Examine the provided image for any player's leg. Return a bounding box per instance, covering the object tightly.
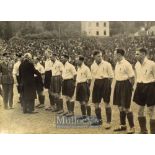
[148,105,155,134]
[91,79,102,126]
[36,90,45,108]
[125,108,135,134]
[77,101,87,120]
[114,106,127,131]
[102,78,112,129]
[104,102,112,129]
[138,105,148,134]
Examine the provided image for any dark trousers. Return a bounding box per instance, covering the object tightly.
[2,84,13,108]
[23,99,35,113]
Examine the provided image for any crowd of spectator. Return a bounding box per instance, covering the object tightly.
[1,35,155,67]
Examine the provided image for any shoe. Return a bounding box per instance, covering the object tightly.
[127,127,135,134]
[27,110,38,114]
[77,116,87,120]
[83,117,91,123]
[4,106,9,110]
[91,120,102,126]
[114,125,127,132]
[105,123,111,129]
[61,112,69,116]
[66,112,74,117]
[38,104,44,108]
[57,109,64,114]
[51,108,59,112]
[45,106,53,111]
[36,104,44,108]
[139,131,148,134]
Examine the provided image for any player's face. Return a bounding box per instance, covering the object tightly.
[45,52,50,59]
[60,56,66,64]
[77,59,82,66]
[50,55,55,62]
[114,52,121,62]
[135,51,144,61]
[95,53,102,64]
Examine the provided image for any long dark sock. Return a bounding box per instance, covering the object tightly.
[127,112,134,128]
[105,107,112,123]
[39,95,45,105]
[95,107,102,120]
[150,119,155,134]
[70,101,75,113]
[86,105,91,116]
[138,116,148,133]
[49,95,54,106]
[55,97,60,110]
[59,98,63,110]
[120,111,126,126]
[66,101,70,112]
[81,104,86,116]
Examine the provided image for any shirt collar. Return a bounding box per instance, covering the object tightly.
[118,57,125,64]
[95,60,104,66]
[53,59,58,64]
[36,62,40,66]
[65,61,69,66]
[79,63,85,69]
[143,57,148,65]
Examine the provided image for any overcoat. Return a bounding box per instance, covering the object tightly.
[19,59,40,100]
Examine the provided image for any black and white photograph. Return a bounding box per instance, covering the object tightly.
[0,0,155,155]
[0,21,155,134]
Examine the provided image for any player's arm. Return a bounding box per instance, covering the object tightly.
[152,63,155,79]
[0,64,2,85]
[71,65,77,82]
[126,64,135,87]
[86,67,92,87]
[107,63,114,84]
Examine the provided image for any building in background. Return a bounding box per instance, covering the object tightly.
[81,21,109,37]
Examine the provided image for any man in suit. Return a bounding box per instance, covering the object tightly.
[0,52,14,110]
[19,53,40,114]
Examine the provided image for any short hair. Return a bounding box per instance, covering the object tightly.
[24,53,32,59]
[101,49,105,55]
[52,53,57,57]
[16,53,22,58]
[93,50,101,57]
[138,48,147,54]
[116,49,125,56]
[78,55,85,61]
[62,53,69,59]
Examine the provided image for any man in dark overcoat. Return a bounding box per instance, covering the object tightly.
[19,53,40,114]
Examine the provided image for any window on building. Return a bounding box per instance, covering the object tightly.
[96,31,99,36]
[104,22,106,27]
[96,22,99,27]
[104,30,106,36]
